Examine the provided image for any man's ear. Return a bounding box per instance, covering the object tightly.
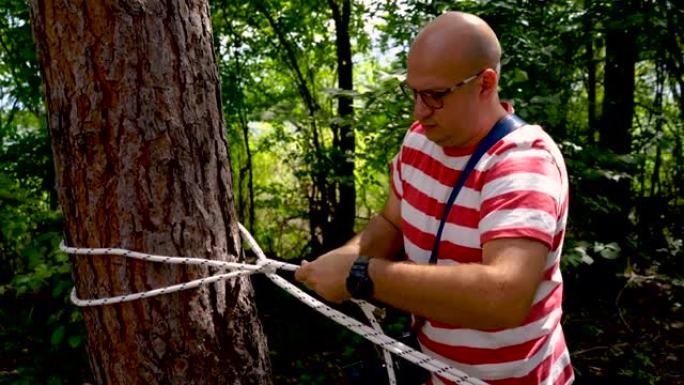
[480,68,498,96]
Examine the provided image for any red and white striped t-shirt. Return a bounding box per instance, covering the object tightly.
[390,118,574,385]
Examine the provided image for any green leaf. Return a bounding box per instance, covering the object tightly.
[50,325,65,346]
[67,335,83,348]
[512,68,528,83]
[573,245,594,265]
[51,280,71,299]
[595,242,621,260]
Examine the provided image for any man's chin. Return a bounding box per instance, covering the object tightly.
[422,124,439,139]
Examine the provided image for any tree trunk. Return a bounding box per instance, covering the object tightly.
[596,0,639,243]
[663,3,684,199]
[583,0,597,143]
[600,28,636,153]
[327,0,355,250]
[29,1,272,384]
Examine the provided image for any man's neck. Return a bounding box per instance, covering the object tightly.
[460,104,509,148]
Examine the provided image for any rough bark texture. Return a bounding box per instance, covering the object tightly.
[29,1,272,384]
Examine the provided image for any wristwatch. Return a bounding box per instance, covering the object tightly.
[346,255,374,299]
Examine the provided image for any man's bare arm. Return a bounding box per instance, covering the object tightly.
[358,188,403,259]
[368,237,547,328]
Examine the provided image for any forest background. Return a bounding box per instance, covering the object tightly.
[1,0,682,384]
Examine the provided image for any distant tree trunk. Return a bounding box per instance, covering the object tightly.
[596,0,639,242]
[649,62,665,198]
[663,4,684,199]
[241,119,256,233]
[253,1,356,254]
[29,1,272,384]
[600,26,636,153]
[327,0,356,250]
[583,0,597,143]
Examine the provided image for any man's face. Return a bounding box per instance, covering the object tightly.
[405,52,482,148]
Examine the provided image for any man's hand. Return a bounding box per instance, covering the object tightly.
[295,191,402,303]
[294,248,357,303]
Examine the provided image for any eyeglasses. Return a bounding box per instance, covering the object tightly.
[400,69,487,110]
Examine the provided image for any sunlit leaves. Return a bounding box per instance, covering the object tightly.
[0,0,42,112]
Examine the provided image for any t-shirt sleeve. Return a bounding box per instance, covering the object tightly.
[389,151,403,199]
[479,146,563,248]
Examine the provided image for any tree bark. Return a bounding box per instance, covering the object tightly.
[29,1,271,384]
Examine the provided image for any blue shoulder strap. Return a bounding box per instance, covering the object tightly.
[429,114,526,264]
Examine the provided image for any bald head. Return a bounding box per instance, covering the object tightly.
[406,12,507,149]
[410,12,501,79]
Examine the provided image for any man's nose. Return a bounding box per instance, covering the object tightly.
[413,95,433,120]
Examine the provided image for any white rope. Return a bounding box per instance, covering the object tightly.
[61,226,488,385]
[61,241,299,306]
[353,299,397,385]
[70,269,252,306]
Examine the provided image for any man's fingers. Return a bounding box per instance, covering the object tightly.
[294,260,310,282]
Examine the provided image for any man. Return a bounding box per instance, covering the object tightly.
[295,11,574,385]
